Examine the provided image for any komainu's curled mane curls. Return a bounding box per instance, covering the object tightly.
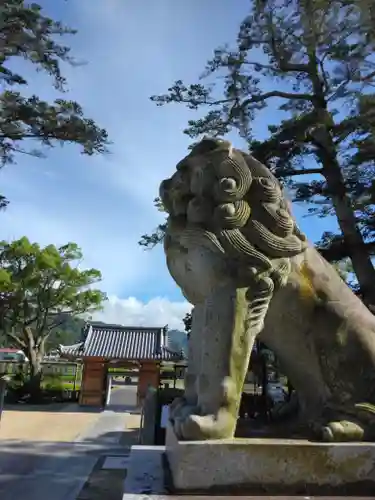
[160,137,375,442]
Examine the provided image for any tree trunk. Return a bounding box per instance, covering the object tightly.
[318,135,375,306]
[24,328,44,402]
[28,350,43,401]
[308,49,375,306]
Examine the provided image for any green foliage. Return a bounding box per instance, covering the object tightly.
[0,236,106,355]
[138,197,167,248]
[0,0,109,204]
[0,195,8,211]
[148,0,375,304]
[139,221,167,249]
[42,373,81,392]
[167,329,188,354]
[182,312,192,339]
[45,313,85,351]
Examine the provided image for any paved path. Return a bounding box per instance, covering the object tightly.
[0,387,140,500]
[106,384,138,412]
[77,387,139,446]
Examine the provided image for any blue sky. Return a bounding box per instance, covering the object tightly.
[1,0,337,329]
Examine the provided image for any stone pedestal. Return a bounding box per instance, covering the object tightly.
[165,421,375,495]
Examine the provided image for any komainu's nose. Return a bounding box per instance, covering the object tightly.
[160,178,172,192]
[159,178,172,207]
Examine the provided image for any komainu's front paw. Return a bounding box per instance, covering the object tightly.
[320,420,365,442]
[172,408,237,441]
[311,402,375,442]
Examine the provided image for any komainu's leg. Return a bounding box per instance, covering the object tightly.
[172,285,255,440]
[184,304,204,406]
[170,304,204,421]
[311,403,375,442]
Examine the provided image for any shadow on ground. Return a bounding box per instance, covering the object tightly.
[0,430,139,500]
[4,403,102,413]
[105,404,141,415]
[4,402,142,414]
[80,429,140,447]
[4,381,140,414]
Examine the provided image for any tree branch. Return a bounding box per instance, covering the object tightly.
[242,90,313,108]
[242,60,306,74]
[276,167,323,177]
[360,70,375,82]
[267,20,310,74]
[4,329,27,349]
[0,133,69,140]
[318,241,375,262]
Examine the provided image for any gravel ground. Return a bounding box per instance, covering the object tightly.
[0,404,101,442]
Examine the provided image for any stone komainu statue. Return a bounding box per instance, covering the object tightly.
[160,137,375,442]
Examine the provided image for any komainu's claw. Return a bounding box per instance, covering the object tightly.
[173,408,237,441]
[320,420,365,442]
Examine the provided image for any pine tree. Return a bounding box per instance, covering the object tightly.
[146,0,375,305]
[0,0,109,206]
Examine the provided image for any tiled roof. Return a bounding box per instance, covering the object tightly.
[58,342,84,357]
[59,322,184,361]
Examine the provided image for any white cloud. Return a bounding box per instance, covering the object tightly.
[91,295,191,330]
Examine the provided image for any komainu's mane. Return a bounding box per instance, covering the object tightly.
[161,137,308,332]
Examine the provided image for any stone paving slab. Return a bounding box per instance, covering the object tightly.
[102,455,130,469]
[77,453,130,500]
[123,445,166,497]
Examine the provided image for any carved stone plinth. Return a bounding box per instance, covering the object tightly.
[165,421,375,495]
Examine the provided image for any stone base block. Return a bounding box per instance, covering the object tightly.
[165,421,375,495]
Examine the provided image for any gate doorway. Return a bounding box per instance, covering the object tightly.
[105,363,139,409]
